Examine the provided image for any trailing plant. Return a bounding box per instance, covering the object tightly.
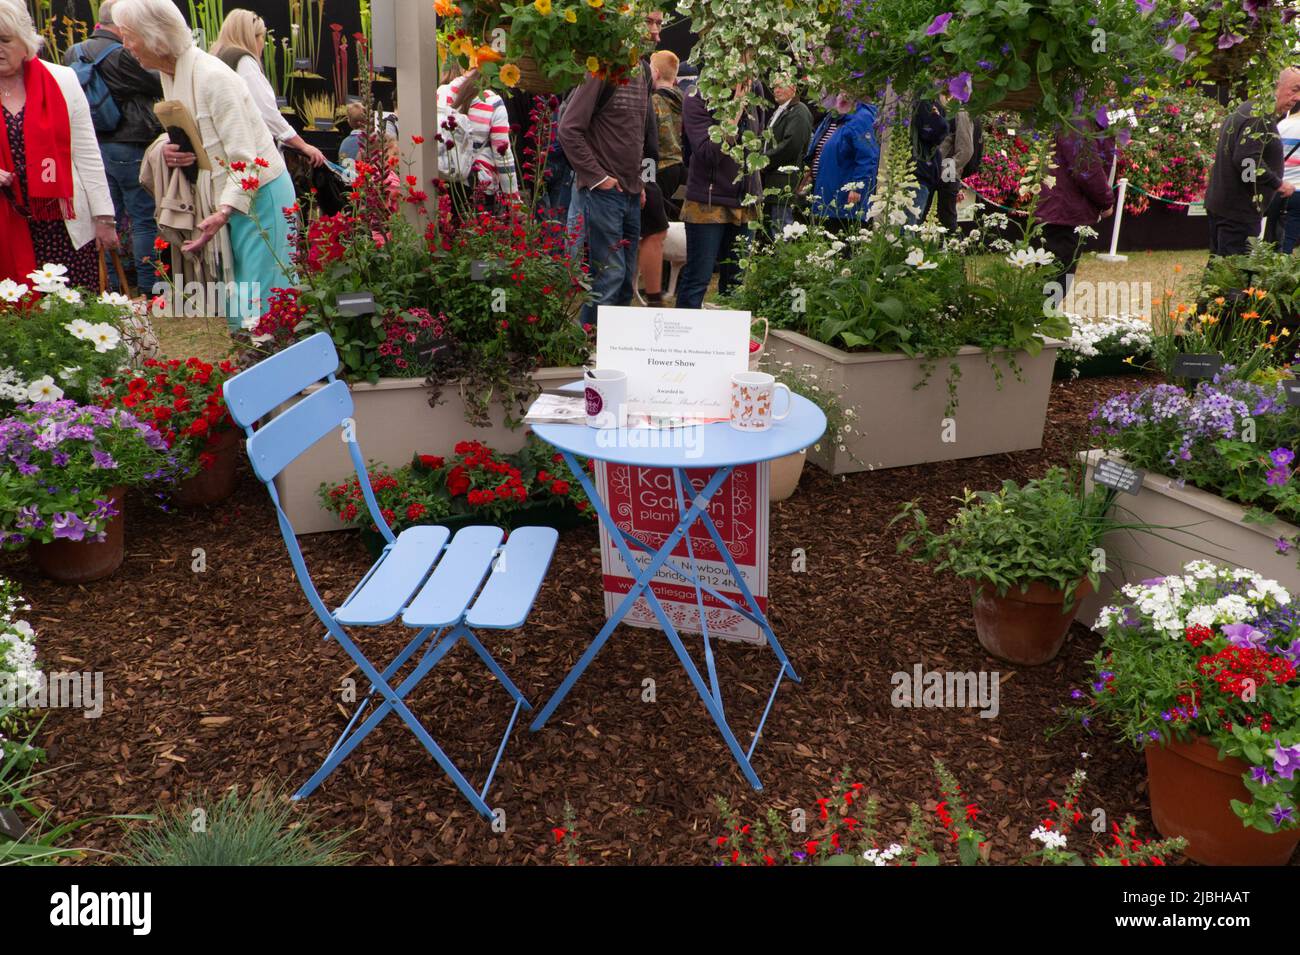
[0,401,181,548]
[121,784,358,865]
[1066,561,1300,835]
[0,579,41,770]
[831,0,1198,123]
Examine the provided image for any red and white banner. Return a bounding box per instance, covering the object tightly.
[595,461,769,644]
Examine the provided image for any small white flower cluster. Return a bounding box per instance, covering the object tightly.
[1029,826,1068,850]
[1062,313,1154,362]
[0,580,41,764]
[862,843,905,866]
[1095,560,1291,636]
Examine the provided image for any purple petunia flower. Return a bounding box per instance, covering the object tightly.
[1180,12,1199,30]
[1218,32,1245,49]
[50,512,89,542]
[1273,742,1300,781]
[1223,622,1268,650]
[1135,0,1154,14]
[926,12,953,35]
[91,449,117,470]
[1164,40,1187,62]
[1251,765,1273,786]
[948,71,972,103]
[1269,804,1295,827]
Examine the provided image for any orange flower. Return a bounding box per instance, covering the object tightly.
[1213,296,1226,305]
[434,0,461,16]
[1242,310,1260,320]
[474,44,503,65]
[500,62,521,87]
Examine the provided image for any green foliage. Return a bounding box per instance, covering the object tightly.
[122,785,358,866]
[892,467,1121,602]
[0,292,133,410]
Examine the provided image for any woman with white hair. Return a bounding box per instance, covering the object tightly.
[0,0,116,284]
[113,0,295,331]
[209,9,324,169]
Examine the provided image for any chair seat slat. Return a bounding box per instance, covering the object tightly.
[466,527,559,630]
[334,526,451,626]
[402,526,504,628]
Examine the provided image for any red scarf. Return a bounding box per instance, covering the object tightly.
[0,58,74,281]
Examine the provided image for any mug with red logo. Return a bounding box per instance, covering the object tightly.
[584,368,628,429]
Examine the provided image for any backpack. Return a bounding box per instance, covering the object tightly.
[961,115,984,179]
[70,40,122,134]
[436,102,475,183]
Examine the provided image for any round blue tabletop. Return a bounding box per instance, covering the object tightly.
[531,382,827,469]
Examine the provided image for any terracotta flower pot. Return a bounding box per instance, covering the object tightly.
[175,429,241,507]
[29,486,126,584]
[968,577,1092,666]
[1145,736,1300,866]
[769,450,806,503]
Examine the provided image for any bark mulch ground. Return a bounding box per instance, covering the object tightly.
[6,375,1171,865]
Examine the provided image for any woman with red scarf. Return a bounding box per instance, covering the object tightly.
[0,2,117,286]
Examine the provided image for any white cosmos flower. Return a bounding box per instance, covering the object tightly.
[26,375,64,402]
[27,263,69,291]
[781,221,809,240]
[98,291,133,306]
[0,279,27,302]
[1006,247,1055,269]
[88,323,121,353]
[906,248,937,270]
[57,365,81,382]
[65,318,93,339]
[55,286,82,305]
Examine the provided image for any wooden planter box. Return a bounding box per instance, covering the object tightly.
[1079,449,1300,626]
[765,329,1062,474]
[273,367,583,534]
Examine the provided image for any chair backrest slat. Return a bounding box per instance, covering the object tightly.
[223,332,340,428]
[245,380,354,482]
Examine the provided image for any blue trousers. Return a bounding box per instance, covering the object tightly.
[100,141,158,290]
[571,184,641,326]
[675,222,747,311]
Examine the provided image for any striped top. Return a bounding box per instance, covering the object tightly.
[439,77,519,195]
[1279,113,1300,188]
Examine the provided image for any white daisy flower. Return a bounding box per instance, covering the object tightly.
[65,318,93,339]
[27,263,70,291]
[88,323,122,354]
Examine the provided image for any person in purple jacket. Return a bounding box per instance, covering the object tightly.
[1036,117,1116,297]
[673,81,764,310]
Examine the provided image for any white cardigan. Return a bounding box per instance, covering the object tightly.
[159,47,286,216]
[36,60,115,251]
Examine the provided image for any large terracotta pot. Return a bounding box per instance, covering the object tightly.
[1145,736,1300,866]
[969,578,1092,666]
[174,429,241,506]
[29,486,126,584]
[769,450,806,502]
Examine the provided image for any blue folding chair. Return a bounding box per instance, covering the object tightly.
[222,332,557,819]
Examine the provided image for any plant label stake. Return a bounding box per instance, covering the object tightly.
[470,258,510,282]
[336,292,377,317]
[294,57,313,72]
[1285,380,1300,408]
[1171,353,1222,379]
[314,119,335,131]
[0,807,25,840]
[275,95,289,109]
[1094,457,1144,496]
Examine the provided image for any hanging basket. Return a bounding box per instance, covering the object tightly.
[514,56,558,95]
[976,44,1045,114]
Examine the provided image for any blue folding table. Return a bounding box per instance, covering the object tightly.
[530,386,826,790]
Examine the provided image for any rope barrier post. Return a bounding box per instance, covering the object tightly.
[1096,177,1129,263]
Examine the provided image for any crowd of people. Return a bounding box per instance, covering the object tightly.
[3,0,1300,336]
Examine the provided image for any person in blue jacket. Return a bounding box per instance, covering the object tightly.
[805,94,879,232]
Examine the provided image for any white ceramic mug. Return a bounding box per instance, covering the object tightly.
[584,368,627,429]
[730,371,791,432]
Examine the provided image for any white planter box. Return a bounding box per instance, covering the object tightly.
[273,367,583,534]
[1080,449,1300,626]
[765,329,1062,474]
